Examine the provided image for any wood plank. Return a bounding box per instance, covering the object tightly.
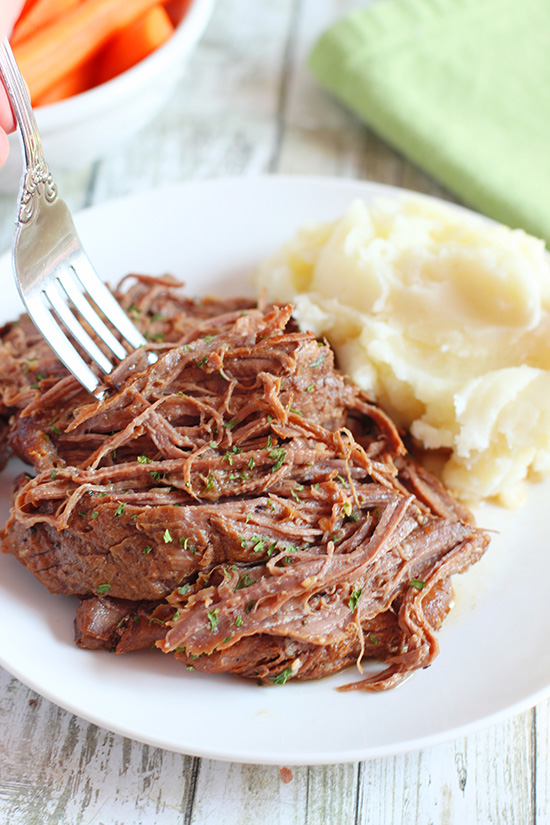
[191,760,362,825]
[90,0,295,204]
[0,670,202,824]
[535,696,550,822]
[354,714,534,824]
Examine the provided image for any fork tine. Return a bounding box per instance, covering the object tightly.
[26,295,103,396]
[44,280,115,375]
[71,254,150,351]
[58,269,129,361]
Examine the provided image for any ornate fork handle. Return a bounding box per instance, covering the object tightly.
[0,37,57,224]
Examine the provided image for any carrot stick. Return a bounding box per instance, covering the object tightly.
[163,0,192,26]
[17,0,41,18]
[12,0,169,101]
[11,0,82,46]
[33,59,94,106]
[98,5,174,85]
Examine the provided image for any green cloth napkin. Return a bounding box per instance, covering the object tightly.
[309,0,550,244]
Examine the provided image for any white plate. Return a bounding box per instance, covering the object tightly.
[0,176,549,765]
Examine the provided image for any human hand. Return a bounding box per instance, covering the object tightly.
[1,2,26,166]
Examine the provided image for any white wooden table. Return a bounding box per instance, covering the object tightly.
[0,2,546,822]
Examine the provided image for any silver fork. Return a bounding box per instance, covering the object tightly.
[0,38,156,398]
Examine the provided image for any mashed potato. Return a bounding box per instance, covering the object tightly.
[255,196,550,506]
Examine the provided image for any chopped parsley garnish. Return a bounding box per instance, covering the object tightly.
[163,529,173,543]
[114,503,125,517]
[205,473,215,491]
[236,572,254,590]
[207,609,219,631]
[172,610,181,622]
[197,356,208,368]
[128,304,142,318]
[306,384,314,393]
[97,584,111,594]
[177,584,190,596]
[50,469,57,479]
[410,578,426,590]
[223,418,237,430]
[137,455,152,464]
[348,588,363,611]
[310,355,325,369]
[269,447,286,472]
[235,616,244,627]
[143,545,153,554]
[270,667,293,686]
[90,511,99,520]
[145,331,164,342]
[369,634,380,645]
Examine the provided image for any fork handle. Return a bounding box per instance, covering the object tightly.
[0,37,57,222]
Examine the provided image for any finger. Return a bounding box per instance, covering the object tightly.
[1,2,26,41]
[0,87,16,133]
[0,129,9,167]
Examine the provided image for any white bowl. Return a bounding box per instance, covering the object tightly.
[0,0,214,191]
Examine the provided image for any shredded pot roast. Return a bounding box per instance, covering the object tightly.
[0,275,490,690]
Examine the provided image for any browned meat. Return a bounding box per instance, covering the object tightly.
[0,275,490,690]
